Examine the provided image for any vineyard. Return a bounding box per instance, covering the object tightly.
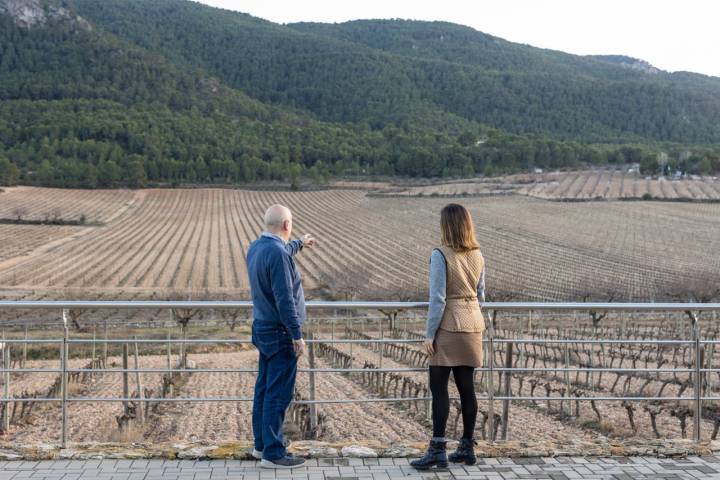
[0,186,718,303]
[0,187,140,224]
[520,170,720,201]
[373,169,720,202]
[0,225,78,264]
[0,183,717,446]
[0,312,718,445]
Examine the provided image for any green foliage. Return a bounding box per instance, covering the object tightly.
[127,155,147,188]
[97,160,121,187]
[0,0,718,188]
[287,163,302,191]
[0,155,20,185]
[640,154,660,176]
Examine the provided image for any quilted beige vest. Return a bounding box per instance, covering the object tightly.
[437,246,485,333]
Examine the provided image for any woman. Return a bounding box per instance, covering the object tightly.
[411,203,486,470]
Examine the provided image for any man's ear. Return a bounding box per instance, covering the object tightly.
[283,219,291,232]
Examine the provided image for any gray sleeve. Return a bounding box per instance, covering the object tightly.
[426,250,447,339]
[477,267,486,305]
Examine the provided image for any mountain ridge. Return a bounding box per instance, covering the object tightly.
[69,0,720,143]
[0,0,719,188]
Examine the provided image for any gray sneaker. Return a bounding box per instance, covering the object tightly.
[253,450,296,460]
[260,456,306,469]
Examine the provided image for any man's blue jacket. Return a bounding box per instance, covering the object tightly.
[246,233,305,340]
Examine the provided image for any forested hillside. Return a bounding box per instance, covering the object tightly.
[0,1,406,187]
[0,0,719,188]
[74,1,720,143]
[290,20,720,142]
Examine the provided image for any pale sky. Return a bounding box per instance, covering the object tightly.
[195,0,720,78]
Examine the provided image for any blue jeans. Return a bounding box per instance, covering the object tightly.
[251,326,298,461]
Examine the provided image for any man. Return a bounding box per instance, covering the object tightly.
[247,204,315,469]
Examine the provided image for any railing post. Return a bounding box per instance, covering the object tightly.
[379,317,384,370]
[61,309,69,448]
[588,338,595,390]
[307,334,318,434]
[331,312,335,347]
[564,340,571,417]
[347,318,353,366]
[122,344,130,418]
[487,310,496,443]
[690,311,702,443]
[91,327,96,379]
[2,331,9,433]
[166,332,172,371]
[23,325,28,369]
[133,336,144,422]
[500,340,513,440]
[103,319,108,367]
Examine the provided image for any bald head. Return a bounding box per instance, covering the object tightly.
[264,204,293,239]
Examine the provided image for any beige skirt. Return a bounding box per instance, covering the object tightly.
[429,328,485,367]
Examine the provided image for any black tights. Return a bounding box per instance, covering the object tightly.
[429,366,477,440]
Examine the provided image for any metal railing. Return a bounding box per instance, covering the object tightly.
[0,301,719,448]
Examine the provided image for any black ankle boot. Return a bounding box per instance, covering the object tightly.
[448,437,477,465]
[410,440,447,470]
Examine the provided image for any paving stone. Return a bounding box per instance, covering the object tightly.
[5,457,720,479]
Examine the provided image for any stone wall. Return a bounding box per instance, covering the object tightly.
[1,439,719,461]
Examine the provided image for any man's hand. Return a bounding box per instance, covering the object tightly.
[293,338,306,357]
[423,338,435,356]
[301,234,316,248]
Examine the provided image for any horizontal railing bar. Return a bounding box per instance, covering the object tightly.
[3,367,713,375]
[485,367,698,373]
[0,398,62,403]
[0,338,699,345]
[492,339,695,344]
[62,338,422,345]
[69,339,252,344]
[0,368,63,373]
[1,366,709,374]
[59,367,429,374]
[0,300,718,311]
[45,367,702,374]
[487,396,703,401]
[0,339,64,344]
[485,396,705,401]
[0,396,710,403]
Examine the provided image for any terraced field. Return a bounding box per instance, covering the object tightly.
[373,170,720,201]
[519,170,720,201]
[0,186,718,302]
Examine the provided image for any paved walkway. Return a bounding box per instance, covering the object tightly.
[2,456,720,479]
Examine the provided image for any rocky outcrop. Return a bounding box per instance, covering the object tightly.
[0,0,91,30]
[0,439,719,460]
[590,55,662,74]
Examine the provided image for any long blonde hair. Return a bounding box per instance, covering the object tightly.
[440,203,480,253]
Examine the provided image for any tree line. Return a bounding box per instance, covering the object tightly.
[2,117,718,188]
